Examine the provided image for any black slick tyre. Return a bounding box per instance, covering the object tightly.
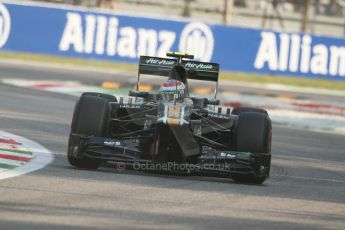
[67,93,116,169]
[233,112,272,184]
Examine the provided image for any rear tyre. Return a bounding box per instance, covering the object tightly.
[233,112,272,184]
[67,93,117,169]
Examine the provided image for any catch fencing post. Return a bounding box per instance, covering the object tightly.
[223,0,234,24]
[301,0,312,33]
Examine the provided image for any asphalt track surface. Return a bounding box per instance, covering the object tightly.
[0,62,344,230]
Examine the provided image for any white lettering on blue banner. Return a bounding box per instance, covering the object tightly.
[0,3,10,48]
[59,13,214,62]
[254,32,345,77]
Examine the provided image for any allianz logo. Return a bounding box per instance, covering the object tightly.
[59,13,214,62]
[255,32,345,77]
[0,3,11,48]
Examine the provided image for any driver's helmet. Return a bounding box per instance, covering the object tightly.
[159,79,186,102]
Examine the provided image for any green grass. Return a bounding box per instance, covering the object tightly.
[1,51,345,91]
[220,72,345,91]
[0,52,137,72]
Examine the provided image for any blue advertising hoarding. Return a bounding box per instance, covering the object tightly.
[0,1,344,81]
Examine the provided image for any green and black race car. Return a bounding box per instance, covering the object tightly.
[67,52,272,184]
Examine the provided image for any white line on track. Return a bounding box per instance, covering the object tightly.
[281,175,345,184]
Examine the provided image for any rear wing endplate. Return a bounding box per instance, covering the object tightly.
[138,56,219,82]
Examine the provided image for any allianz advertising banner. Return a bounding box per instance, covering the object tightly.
[0,1,345,81]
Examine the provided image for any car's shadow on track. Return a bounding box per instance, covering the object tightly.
[62,163,265,186]
[50,153,345,205]
[104,165,269,186]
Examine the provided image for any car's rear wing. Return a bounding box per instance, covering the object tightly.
[138,56,219,82]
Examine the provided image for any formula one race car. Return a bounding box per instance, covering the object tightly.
[67,52,272,184]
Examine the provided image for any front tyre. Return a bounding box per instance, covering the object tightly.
[67,93,116,169]
[233,112,272,184]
